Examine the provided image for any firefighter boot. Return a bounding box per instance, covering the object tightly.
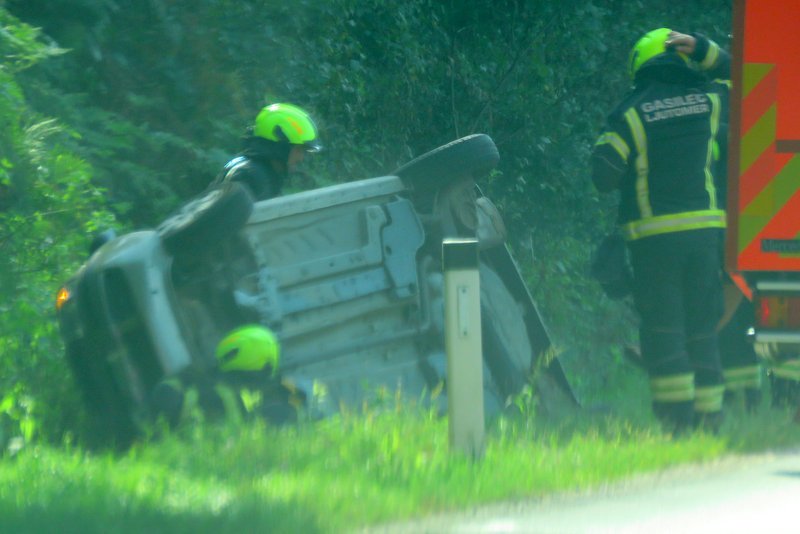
[770,375,800,409]
[723,387,762,413]
[745,388,762,413]
[694,411,723,434]
[653,401,694,436]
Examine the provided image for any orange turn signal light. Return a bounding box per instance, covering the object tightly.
[56,287,70,311]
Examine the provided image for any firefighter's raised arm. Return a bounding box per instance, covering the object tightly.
[667,31,731,80]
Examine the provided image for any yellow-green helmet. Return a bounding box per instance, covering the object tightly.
[215,325,280,374]
[628,28,689,79]
[253,103,322,153]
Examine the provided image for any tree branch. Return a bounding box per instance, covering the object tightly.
[469,11,561,133]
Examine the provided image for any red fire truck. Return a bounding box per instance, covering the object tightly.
[728,0,800,357]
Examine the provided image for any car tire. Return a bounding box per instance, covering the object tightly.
[393,134,500,194]
[480,262,531,403]
[158,182,254,257]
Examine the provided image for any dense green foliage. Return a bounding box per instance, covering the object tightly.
[0,9,115,445]
[0,1,732,443]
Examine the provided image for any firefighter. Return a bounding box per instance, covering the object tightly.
[149,324,304,428]
[211,103,322,201]
[713,105,763,412]
[770,358,800,415]
[717,286,762,411]
[592,29,730,433]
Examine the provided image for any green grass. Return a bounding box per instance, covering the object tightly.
[2,392,800,534]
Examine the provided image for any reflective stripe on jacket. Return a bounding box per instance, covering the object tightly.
[592,38,730,241]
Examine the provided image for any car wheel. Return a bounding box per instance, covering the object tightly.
[480,262,531,404]
[393,134,500,194]
[158,182,254,256]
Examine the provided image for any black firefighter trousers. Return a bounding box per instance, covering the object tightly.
[628,228,725,432]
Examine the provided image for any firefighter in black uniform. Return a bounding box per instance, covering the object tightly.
[713,109,763,412]
[211,103,322,201]
[718,288,762,411]
[149,325,305,428]
[592,29,730,433]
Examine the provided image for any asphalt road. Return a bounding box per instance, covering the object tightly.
[366,449,800,533]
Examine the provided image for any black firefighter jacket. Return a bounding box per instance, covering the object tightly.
[592,34,731,242]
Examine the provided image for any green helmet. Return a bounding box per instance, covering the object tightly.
[215,325,280,374]
[628,28,689,79]
[253,103,322,153]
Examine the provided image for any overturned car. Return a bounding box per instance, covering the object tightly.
[56,134,576,440]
